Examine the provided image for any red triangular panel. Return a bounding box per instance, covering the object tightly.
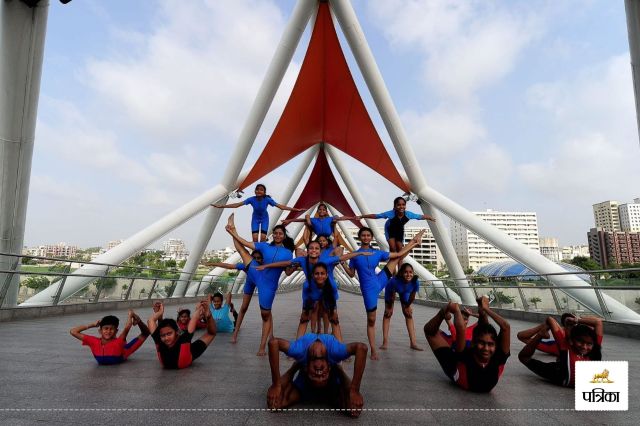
[284,149,361,228]
[238,2,408,191]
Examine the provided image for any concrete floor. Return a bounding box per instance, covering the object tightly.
[0,291,637,425]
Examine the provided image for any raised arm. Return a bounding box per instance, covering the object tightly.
[421,213,436,222]
[571,315,604,337]
[450,303,467,353]
[357,214,378,220]
[275,203,305,212]
[256,260,295,271]
[118,310,135,340]
[147,302,165,334]
[202,262,239,269]
[199,301,217,345]
[225,291,233,306]
[338,251,373,262]
[479,297,510,354]
[70,319,100,341]
[212,201,244,209]
[281,218,306,225]
[132,312,150,337]
[188,302,204,334]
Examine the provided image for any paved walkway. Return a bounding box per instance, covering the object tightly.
[0,292,637,425]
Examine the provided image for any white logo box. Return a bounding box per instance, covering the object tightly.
[575,361,628,411]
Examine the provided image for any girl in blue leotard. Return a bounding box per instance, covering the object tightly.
[257,240,371,339]
[225,213,295,356]
[213,183,304,242]
[380,263,424,352]
[342,227,425,360]
[358,197,435,254]
[283,203,355,240]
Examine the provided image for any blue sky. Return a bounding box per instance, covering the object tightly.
[25,0,640,250]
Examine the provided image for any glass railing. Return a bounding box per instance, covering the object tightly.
[3,251,640,323]
[0,252,299,307]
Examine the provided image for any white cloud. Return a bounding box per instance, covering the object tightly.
[520,54,640,200]
[462,143,513,193]
[369,0,543,101]
[402,106,486,163]
[84,0,288,143]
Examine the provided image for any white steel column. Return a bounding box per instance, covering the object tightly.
[0,0,49,307]
[625,0,640,145]
[330,0,473,305]
[175,145,319,297]
[23,0,317,306]
[173,2,318,296]
[325,145,459,302]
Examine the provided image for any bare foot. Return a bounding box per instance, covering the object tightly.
[379,343,388,350]
[410,344,424,351]
[230,335,238,344]
[370,351,379,360]
[257,349,267,356]
[538,328,550,339]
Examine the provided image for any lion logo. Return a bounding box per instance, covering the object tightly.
[590,369,614,383]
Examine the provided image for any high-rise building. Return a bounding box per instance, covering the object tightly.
[345,226,440,267]
[587,227,640,267]
[451,209,540,271]
[619,198,640,232]
[539,237,562,262]
[592,200,621,232]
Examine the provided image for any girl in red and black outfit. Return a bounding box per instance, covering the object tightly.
[147,301,217,369]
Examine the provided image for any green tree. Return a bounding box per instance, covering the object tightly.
[528,296,542,309]
[96,276,117,290]
[569,256,600,271]
[24,276,50,291]
[490,290,515,306]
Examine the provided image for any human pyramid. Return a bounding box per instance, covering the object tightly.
[70,184,604,417]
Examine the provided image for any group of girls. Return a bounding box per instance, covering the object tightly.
[212,184,434,359]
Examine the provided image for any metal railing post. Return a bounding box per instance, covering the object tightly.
[148,279,159,300]
[549,286,563,313]
[124,278,135,300]
[590,275,612,320]
[491,281,502,308]
[93,267,109,303]
[0,257,20,307]
[52,264,72,306]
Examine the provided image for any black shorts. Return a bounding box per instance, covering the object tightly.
[386,216,409,241]
[523,359,566,386]
[433,347,458,380]
[191,339,207,361]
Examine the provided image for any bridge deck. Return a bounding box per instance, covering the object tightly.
[0,292,637,425]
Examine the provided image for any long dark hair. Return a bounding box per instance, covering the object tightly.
[396,263,415,282]
[272,224,295,251]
